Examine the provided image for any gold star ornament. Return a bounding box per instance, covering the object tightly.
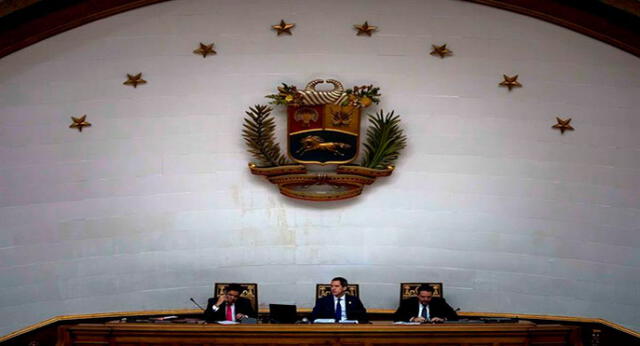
[193,42,216,58]
[499,74,522,91]
[552,117,574,134]
[69,115,91,132]
[354,21,377,36]
[430,44,452,58]
[123,73,147,88]
[272,20,295,35]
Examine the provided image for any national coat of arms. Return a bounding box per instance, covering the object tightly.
[242,79,406,201]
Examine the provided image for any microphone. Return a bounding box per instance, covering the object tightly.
[190,297,205,311]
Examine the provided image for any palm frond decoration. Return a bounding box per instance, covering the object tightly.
[360,110,407,169]
[242,105,289,167]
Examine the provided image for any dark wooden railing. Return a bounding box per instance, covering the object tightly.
[2,309,638,345]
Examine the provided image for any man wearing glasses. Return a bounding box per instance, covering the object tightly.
[204,283,255,322]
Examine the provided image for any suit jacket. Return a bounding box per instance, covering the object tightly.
[204,296,255,322]
[311,294,368,322]
[393,297,458,321]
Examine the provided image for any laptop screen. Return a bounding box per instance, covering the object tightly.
[269,304,297,324]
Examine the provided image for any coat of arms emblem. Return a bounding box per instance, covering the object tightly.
[243,79,406,201]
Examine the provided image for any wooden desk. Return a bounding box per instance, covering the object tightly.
[57,321,582,346]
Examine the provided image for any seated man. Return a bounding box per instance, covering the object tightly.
[311,277,368,323]
[204,283,255,322]
[393,284,458,323]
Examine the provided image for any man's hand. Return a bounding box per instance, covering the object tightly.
[215,295,226,307]
[430,317,445,323]
[236,313,246,320]
[410,317,427,323]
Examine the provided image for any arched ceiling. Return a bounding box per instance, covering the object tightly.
[0,0,639,59]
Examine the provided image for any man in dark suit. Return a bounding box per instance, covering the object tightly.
[393,284,458,323]
[204,283,255,322]
[311,277,368,323]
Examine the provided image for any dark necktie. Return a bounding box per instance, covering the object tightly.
[421,304,428,319]
[335,298,342,321]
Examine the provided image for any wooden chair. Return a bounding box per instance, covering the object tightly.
[316,283,359,299]
[399,282,443,303]
[214,283,258,312]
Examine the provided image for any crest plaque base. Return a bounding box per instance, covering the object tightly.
[249,164,393,201]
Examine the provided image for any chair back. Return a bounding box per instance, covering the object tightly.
[316,283,359,299]
[400,282,443,302]
[214,282,258,311]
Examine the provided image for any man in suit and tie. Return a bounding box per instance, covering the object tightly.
[311,277,368,323]
[393,284,458,323]
[204,283,255,322]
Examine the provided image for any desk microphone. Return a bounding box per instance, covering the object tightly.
[190,297,205,311]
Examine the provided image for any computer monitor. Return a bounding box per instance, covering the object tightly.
[269,304,297,324]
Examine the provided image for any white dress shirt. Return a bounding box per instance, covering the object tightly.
[334,295,347,321]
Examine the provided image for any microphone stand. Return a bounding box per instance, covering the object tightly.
[190,297,205,311]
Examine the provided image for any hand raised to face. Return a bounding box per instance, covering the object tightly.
[216,290,240,306]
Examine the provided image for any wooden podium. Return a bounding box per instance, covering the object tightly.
[57,321,582,346]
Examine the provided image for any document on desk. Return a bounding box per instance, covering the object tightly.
[313,319,337,324]
[393,321,422,325]
[150,315,178,321]
[216,321,240,325]
[313,319,359,324]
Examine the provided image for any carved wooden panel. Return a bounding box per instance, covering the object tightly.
[57,323,581,346]
[316,283,360,298]
[400,282,443,301]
